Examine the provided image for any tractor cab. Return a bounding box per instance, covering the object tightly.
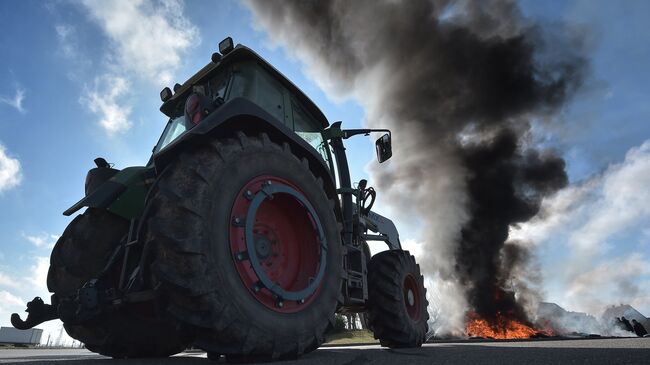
[154,38,331,166]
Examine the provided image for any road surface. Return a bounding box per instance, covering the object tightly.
[0,337,648,364]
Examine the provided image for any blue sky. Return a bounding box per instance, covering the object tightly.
[0,0,648,342]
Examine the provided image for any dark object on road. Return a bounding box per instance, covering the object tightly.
[620,317,635,333]
[530,332,551,339]
[631,319,648,337]
[11,37,428,360]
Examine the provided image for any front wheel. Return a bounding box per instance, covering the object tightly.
[367,250,429,347]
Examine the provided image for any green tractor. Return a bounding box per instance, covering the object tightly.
[12,37,429,360]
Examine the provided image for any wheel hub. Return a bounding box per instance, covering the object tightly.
[229,175,327,313]
[254,233,273,259]
[407,289,415,306]
[403,274,421,321]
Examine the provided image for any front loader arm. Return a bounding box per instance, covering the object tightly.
[359,209,402,250]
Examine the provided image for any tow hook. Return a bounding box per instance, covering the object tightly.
[10,296,59,330]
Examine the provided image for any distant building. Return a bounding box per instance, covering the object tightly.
[0,327,43,345]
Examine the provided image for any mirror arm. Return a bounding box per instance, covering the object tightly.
[341,129,391,140]
[322,122,391,141]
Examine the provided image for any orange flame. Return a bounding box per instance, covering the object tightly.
[465,312,553,339]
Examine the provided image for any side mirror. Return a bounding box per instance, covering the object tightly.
[375,133,392,163]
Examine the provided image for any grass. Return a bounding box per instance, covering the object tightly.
[324,330,379,345]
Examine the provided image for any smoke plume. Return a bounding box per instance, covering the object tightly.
[245,0,586,333]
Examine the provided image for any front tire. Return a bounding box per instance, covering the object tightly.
[144,132,342,359]
[367,250,429,347]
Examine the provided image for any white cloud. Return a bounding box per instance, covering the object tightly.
[0,272,20,289]
[564,254,650,315]
[0,144,22,193]
[0,87,25,113]
[55,24,77,59]
[22,232,60,249]
[74,0,197,136]
[0,290,25,309]
[80,0,199,85]
[26,257,50,296]
[570,140,650,253]
[81,75,132,135]
[512,139,650,315]
[514,139,650,255]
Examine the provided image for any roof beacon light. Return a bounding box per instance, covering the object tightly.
[211,52,222,64]
[219,37,234,55]
[160,87,172,102]
[173,83,182,93]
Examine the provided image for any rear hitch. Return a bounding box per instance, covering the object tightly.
[11,296,59,330]
[11,279,159,330]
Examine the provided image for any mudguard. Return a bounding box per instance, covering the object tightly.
[152,97,340,217]
[63,166,153,219]
[64,98,339,221]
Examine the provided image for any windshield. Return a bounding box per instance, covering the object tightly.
[154,116,189,153]
[154,69,231,154]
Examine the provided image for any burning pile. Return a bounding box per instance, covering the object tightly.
[244,0,588,336]
[463,288,554,339]
[465,312,552,339]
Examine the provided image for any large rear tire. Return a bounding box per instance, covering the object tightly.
[144,132,342,359]
[367,250,429,347]
[47,208,188,358]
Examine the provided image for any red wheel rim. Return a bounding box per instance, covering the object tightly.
[404,274,421,321]
[229,175,324,313]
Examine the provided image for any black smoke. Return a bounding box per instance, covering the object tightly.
[244,0,587,331]
[457,130,567,323]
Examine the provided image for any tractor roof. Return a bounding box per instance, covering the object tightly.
[160,45,329,128]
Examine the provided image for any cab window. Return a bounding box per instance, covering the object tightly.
[292,99,319,132]
[291,99,329,163]
[228,63,288,125]
[254,67,286,123]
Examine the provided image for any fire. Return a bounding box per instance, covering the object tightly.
[465,312,553,339]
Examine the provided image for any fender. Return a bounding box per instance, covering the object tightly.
[63,166,153,219]
[153,97,340,218]
[64,98,340,220]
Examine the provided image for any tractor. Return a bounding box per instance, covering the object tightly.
[12,37,429,360]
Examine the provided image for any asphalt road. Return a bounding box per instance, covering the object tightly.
[0,337,648,364]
